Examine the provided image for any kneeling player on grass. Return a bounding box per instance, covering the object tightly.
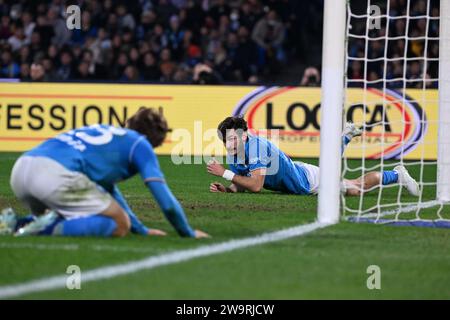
[207,117,419,197]
[0,107,209,239]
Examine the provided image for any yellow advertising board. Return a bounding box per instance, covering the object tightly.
[0,83,439,160]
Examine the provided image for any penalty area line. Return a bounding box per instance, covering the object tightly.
[0,221,332,299]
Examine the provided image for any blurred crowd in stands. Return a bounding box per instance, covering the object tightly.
[0,0,310,84]
[346,0,440,88]
[0,0,440,87]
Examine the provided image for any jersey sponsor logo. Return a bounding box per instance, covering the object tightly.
[232,86,427,160]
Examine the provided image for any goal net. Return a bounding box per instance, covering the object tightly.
[340,0,450,227]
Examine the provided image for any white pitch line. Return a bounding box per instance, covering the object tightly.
[0,221,331,299]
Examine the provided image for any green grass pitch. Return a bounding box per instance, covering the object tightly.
[0,152,449,299]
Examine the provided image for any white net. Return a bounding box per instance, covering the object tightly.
[342,0,450,227]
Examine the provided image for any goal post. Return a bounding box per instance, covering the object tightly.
[437,0,450,203]
[319,0,450,226]
[318,0,346,224]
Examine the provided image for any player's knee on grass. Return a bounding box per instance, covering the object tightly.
[345,172,382,196]
[346,187,362,196]
[344,179,362,196]
[101,200,131,237]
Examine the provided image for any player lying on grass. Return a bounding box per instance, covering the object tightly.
[0,107,209,238]
[207,116,420,197]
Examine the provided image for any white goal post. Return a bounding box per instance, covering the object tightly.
[318,0,347,224]
[437,0,450,203]
[318,0,450,225]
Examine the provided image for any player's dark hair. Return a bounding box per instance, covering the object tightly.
[217,116,248,142]
[126,107,171,148]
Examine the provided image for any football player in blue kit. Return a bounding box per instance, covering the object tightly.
[207,117,420,197]
[1,107,209,239]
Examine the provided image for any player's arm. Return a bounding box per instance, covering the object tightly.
[145,180,201,237]
[231,169,266,192]
[109,185,166,236]
[207,160,266,193]
[230,183,246,192]
[131,137,209,238]
[210,182,245,193]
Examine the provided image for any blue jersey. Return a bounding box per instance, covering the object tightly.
[228,135,311,195]
[26,124,162,191]
[25,124,195,237]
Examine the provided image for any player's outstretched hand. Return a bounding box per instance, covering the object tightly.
[207,158,225,177]
[147,228,167,236]
[194,230,211,239]
[210,182,226,193]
